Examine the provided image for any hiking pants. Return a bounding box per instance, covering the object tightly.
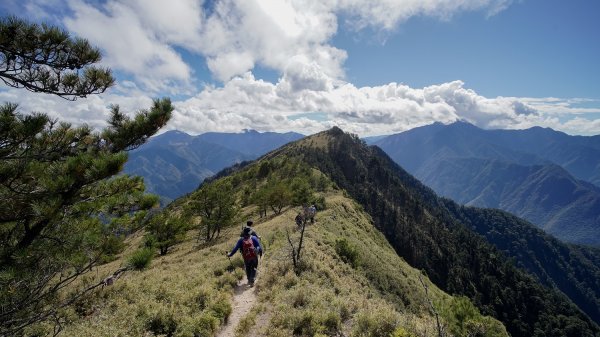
[244,257,258,284]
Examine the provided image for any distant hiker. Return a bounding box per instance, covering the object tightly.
[227,227,262,286]
[309,204,316,224]
[295,213,303,227]
[302,204,316,225]
[240,220,260,240]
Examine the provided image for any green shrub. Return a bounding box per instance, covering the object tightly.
[146,309,177,336]
[145,215,188,255]
[178,313,219,337]
[312,195,326,210]
[235,310,258,337]
[194,288,211,311]
[391,326,417,337]
[292,288,309,308]
[291,177,314,206]
[441,296,508,337]
[321,311,341,335]
[143,234,157,249]
[197,313,220,334]
[339,303,351,322]
[216,272,239,289]
[292,311,319,336]
[231,256,245,268]
[127,247,154,270]
[214,267,225,277]
[352,309,398,337]
[209,293,232,322]
[335,238,359,268]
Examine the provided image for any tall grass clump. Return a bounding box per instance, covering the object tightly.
[352,307,399,337]
[335,238,359,268]
[128,247,154,270]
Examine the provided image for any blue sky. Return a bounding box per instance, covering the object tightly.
[1,0,599,136]
[336,0,600,99]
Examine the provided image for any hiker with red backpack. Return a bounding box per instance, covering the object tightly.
[227,227,263,286]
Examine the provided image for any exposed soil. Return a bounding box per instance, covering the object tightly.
[217,280,257,337]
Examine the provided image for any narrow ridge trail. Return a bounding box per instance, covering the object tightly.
[218,251,268,337]
[217,281,257,337]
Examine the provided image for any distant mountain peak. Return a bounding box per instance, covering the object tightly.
[156,129,191,137]
[448,120,479,129]
[328,126,344,134]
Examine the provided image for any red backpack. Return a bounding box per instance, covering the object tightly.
[242,237,257,260]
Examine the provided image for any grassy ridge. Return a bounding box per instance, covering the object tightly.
[251,193,506,336]
[42,157,506,337]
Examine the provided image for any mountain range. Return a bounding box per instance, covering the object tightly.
[123,129,304,203]
[58,127,600,337]
[373,121,600,246]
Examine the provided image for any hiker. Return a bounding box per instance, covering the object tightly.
[309,204,316,224]
[240,220,263,257]
[227,227,262,286]
[240,220,260,240]
[295,213,303,227]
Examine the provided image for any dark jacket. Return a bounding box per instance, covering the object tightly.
[240,226,259,239]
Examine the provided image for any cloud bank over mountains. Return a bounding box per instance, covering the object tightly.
[1,0,599,136]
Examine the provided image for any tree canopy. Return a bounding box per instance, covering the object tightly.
[192,180,239,242]
[0,16,114,99]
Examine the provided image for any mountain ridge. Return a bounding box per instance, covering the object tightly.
[374,121,600,245]
[281,127,599,336]
[124,130,304,203]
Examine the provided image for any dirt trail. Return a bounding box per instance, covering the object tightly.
[217,281,257,337]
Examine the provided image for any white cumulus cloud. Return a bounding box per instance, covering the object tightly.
[63,0,195,93]
[2,0,599,137]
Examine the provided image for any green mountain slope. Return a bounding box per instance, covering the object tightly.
[281,127,599,337]
[373,121,600,246]
[442,203,600,325]
[417,157,600,245]
[50,158,506,337]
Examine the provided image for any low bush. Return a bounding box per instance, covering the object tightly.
[127,247,154,270]
[182,312,219,337]
[209,293,233,323]
[146,309,177,336]
[235,310,258,337]
[195,288,211,311]
[352,308,398,337]
[216,271,241,289]
[335,238,359,268]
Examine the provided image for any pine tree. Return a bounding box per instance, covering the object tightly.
[192,180,238,242]
[0,16,173,335]
[0,16,113,99]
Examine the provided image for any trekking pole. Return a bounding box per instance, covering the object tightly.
[226,252,235,271]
